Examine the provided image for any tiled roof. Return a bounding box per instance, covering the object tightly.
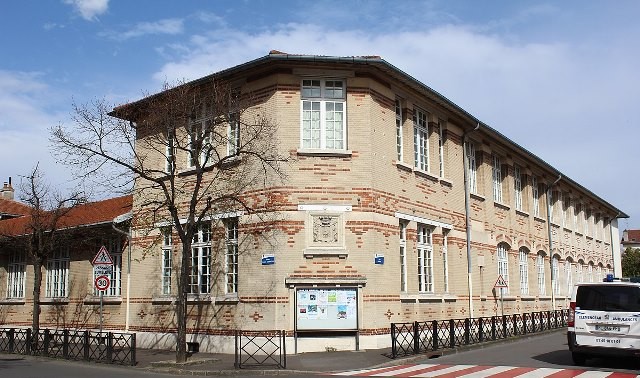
[0,198,31,217]
[0,195,132,237]
[622,229,640,244]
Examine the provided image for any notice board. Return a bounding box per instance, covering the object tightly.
[295,287,358,331]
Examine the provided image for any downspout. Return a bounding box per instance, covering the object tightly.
[546,175,562,310]
[463,122,480,319]
[112,213,133,332]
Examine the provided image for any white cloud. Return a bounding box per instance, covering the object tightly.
[101,18,184,41]
[64,0,109,21]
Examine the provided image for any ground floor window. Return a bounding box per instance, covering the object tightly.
[7,251,26,299]
[46,248,69,298]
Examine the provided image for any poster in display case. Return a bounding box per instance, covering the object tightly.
[295,287,358,331]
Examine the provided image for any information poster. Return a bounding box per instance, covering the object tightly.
[296,288,358,330]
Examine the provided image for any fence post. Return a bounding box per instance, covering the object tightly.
[449,320,455,348]
[63,329,69,359]
[83,330,89,361]
[107,332,113,363]
[390,323,397,358]
[130,333,137,366]
[432,320,439,350]
[234,330,239,368]
[413,321,420,355]
[8,328,15,353]
[26,328,32,355]
[281,330,286,369]
[547,311,551,330]
[523,313,528,335]
[43,329,50,356]
[479,317,484,342]
[491,316,496,340]
[464,318,470,345]
[502,315,507,339]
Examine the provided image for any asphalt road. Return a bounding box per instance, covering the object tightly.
[419,330,640,374]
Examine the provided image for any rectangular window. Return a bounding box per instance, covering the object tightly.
[519,248,529,295]
[549,190,556,223]
[190,222,211,295]
[574,203,581,231]
[497,244,509,295]
[225,218,239,295]
[466,142,477,194]
[395,99,403,161]
[588,264,594,283]
[161,228,172,296]
[438,119,445,177]
[442,232,449,292]
[46,247,69,298]
[492,155,503,203]
[514,166,522,211]
[413,108,429,172]
[577,264,584,283]
[537,253,545,295]
[532,176,540,217]
[552,257,560,295]
[6,251,26,298]
[565,262,573,296]
[94,239,123,296]
[188,119,212,168]
[417,224,433,293]
[301,79,345,150]
[399,221,407,292]
[227,113,240,156]
[165,130,175,174]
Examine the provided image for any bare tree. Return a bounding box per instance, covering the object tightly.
[51,78,288,362]
[0,164,85,350]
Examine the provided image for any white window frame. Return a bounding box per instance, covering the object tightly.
[225,218,239,295]
[466,142,477,194]
[165,135,175,174]
[442,231,449,292]
[492,155,503,203]
[537,252,545,295]
[6,251,26,299]
[227,113,240,156]
[497,243,509,295]
[438,119,445,178]
[395,99,403,161]
[189,222,211,295]
[161,228,172,295]
[94,239,122,297]
[577,263,584,283]
[588,263,594,282]
[532,176,540,217]
[46,247,69,298]
[552,256,560,295]
[519,247,529,295]
[514,166,522,211]
[399,221,407,292]
[413,108,429,172]
[565,261,573,296]
[300,79,346,150]
[188,118,212,168]
[417,224,434,293]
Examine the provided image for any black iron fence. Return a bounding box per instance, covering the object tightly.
[391,309,568,358]
[234,329,286,369]
[0,328,136,366]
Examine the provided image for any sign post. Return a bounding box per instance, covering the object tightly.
[92,246,113,337]
[494,275,508,318]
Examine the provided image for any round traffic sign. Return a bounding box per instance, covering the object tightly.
[94,275,111,291]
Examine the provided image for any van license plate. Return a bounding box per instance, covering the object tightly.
[595,324,622,332]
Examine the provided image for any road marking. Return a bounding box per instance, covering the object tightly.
[330,364,640,377]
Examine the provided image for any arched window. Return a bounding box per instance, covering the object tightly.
[536,251,546,295]
[552,255,560,295]
[519,247,529,295]
[565,257,574,295]
[497,243,510,295]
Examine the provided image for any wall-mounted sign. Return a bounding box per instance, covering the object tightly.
[261,254,275,265]
[374,253,384,265]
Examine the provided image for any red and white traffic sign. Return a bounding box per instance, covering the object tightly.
[94,275,110,291]
[494,275,508,288]
[92,245,113,266]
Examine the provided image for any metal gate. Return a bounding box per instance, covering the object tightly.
[234,329,286,369]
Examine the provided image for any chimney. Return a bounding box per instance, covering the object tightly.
[1,177,14,200]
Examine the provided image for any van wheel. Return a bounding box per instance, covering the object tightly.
[572,352,587,365]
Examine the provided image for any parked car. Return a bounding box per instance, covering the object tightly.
[567,279,640,365]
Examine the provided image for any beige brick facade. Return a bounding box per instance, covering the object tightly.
[0,53,625,352]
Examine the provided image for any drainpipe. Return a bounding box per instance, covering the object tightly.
[112,212,133,332]
[546,175,562,310]
[463,122,480,319]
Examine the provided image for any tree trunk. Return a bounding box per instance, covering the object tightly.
[175,241,190,363]
[31,258,42,352]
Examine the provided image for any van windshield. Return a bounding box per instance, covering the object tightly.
[576,285,640,312]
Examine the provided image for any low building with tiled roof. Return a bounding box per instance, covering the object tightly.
[0,180,31,220]
[621,229,640,250]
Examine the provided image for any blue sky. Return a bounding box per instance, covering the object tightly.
[1,0,639,229]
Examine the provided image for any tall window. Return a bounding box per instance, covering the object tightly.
[94,238,123,296]
[549,191,556,223]
[537,252,545,295]
[46,247,69,298]
[161,228,172,295]
[497,243,509,295]
[577,263,584,283]
[552,256,560,295]
[301,79,345,150]
[227,113,240,156]
[574,203,581,231]
[532,176,540,217]
[588,263,594,282]
[595,215,601,240]
[165,131,175,174]
[565,260,573,296]
[225,218,239,295]
[466,142,477,194]
[442,231,449,292]
[417,224,433,293]
[492,155,503,202]
[514,166,523,211]
[564,195,572,229]
[189,222,211,295]
[399,221,407,292]
[584,208,590,236]
[413,108,429,172]
[438,119,445,177]
[188,118,212,168]
[395,99,403,161]
[6,251,26,299]
[519,247,529,295]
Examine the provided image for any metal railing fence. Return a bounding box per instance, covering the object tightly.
[234,329,286,369]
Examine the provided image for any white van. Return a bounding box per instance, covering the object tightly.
[568,281,640,365]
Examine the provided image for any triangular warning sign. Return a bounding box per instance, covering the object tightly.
[494,275,508,288]
[92,245,114,265]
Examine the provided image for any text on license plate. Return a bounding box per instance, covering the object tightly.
[595,324,622,332]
